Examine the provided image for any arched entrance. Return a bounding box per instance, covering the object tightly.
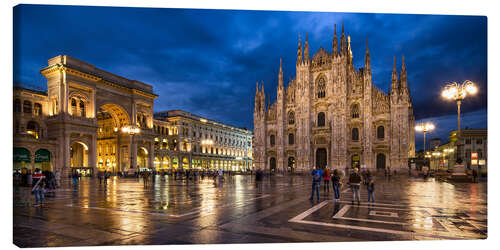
[316,148,327,169]
[71,141,91,176]
[376,153,386,170]
[288,156,295,173]
[137,147,148,170]
[269,157,276,173]
[96,104,131,173]
[351,154,360,169]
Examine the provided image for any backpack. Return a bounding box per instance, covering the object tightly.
[313,170,322,182]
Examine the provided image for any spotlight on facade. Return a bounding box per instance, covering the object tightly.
[121,125,141,135]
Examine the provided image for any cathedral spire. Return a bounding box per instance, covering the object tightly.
[340,22,346,55]
[304,32,310,63]
[365,38,370,71]
[278,58,284,88]
[400,55,407,89]
[297,33,303,65]
[391,56,398,91]
[333,24,338,56]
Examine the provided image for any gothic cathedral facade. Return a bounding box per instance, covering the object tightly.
[253,23,415,173]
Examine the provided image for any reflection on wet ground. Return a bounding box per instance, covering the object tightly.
[13,174,487,247]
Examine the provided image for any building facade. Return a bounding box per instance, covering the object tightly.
[430,129,487,172]
[253,24,415,174]
[152,110,253,172]
[13,55,252,176]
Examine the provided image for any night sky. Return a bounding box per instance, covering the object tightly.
[13,5,487,150]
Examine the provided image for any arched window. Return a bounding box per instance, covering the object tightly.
[288,111,295,125]
[71,98,77,115]
[352,128,359,141]
[79,100,85,117]
[377,126,385,139]
[270,135,275,146]
[317,112,326,127]
[316,77,326,98]
[288,133,294,145]
[351,103,360,118]
[34,103,42,116]
[23,100,32,114]
[14,99,21,112]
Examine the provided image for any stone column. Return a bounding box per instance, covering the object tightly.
[90,134,97,177]
[62,132,71,177]
[148,142,154,170]
[130,135,137,170]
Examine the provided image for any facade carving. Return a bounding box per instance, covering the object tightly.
[253,23,415,173]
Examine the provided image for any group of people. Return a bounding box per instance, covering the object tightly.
[310,167,375,205]
[13,168,62,206]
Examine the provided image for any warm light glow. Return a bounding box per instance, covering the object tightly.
[415,122,435,133]
[121,125,140,134]
[200,118,207,123]
[441,80,478,101]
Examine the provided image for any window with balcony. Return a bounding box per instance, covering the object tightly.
[351,103,360,119]
[317,112,325,127]
[377,126,384,139]
[288,111,295,125]
[352,128,359,141]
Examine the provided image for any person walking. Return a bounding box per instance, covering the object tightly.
[331,169,342,201]
[347,167,362,205]
[72,170,79,186]
[32,169,46,207]
[98,171,104,184]
[309,167,323,201]
[366,170,375,203]
[323,167,331,193]
[104,170,110,185]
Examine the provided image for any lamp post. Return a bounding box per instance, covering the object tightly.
[441,80,478,159]
[121,125,141,171]
[415,122,435,154]
[415,122,435,167]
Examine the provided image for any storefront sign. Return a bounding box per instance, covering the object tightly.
[13,147,30,162]
[35,149,51,162]
[471,153,478,159]
[471,159,478,165]
[479,160,486,165]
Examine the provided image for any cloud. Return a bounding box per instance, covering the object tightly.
[14,5,487,133]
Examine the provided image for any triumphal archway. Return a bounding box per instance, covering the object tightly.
[40,55,158,176]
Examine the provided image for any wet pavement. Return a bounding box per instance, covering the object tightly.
[13,173,487,247]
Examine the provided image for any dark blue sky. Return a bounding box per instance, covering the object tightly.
[13,5,487,150]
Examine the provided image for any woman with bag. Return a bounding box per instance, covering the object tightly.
[331,169,342,202]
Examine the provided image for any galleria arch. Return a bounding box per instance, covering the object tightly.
[40,55,157,176]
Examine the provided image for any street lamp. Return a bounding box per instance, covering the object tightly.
[121,125,141,171]
[441,80,478,141]
[415,122,435,153]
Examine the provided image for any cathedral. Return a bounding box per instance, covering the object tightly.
[253,23,415,174]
